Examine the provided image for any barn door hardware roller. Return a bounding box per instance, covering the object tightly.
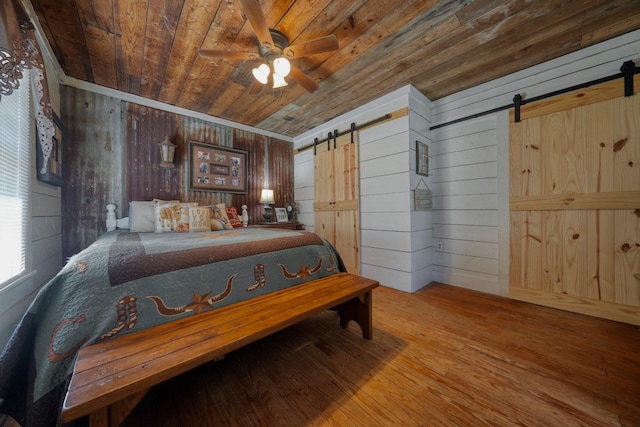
[621,60,636,97]
[513,94,523,123]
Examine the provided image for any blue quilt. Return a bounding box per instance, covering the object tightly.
[0,228,344,426]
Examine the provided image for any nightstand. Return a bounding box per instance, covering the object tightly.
[252,222,305,230]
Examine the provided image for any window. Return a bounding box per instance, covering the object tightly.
[0,70,31,286]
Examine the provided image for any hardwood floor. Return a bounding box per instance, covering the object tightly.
[115,283,640,426]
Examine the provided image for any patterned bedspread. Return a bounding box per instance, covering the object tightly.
[0,228,344,426]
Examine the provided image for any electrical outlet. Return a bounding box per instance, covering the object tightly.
[436,241,443,251]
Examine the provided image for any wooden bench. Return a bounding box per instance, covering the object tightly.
[61,272,379,427]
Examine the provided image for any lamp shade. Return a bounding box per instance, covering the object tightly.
[252,64,270,84]
[272,73,288,89]
[259,188,275,204]
[273,57,291,77]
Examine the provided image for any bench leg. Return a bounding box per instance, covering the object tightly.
[338,290,373,339]
[89,389,149,427]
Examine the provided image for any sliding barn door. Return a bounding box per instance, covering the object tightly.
[314,133,360,274]
[509,76,640,325]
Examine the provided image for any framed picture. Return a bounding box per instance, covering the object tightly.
[36,112,64,186]
[274,207,289,223]
[416,140,429,177]
[189,141,248,193]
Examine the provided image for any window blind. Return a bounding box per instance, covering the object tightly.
[0,72,31,285]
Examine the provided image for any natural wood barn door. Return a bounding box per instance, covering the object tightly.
[314,133,360,274]
[509,76,640,325]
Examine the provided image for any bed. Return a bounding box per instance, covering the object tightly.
[0,201,346,426]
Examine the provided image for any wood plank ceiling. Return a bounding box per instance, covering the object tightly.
[30,0,640,137]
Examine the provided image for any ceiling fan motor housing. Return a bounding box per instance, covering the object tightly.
[258,29,290,63]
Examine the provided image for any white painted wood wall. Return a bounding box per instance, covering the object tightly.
[294,86,434,292]
[0,55,63,349]
[429,116,502,294]
[296,30,640,296]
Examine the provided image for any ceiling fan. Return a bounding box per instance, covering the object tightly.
[199,0,339,93]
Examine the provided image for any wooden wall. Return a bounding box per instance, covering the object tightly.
[232,129,294,225]
[61,87,293,259]
[62,87,123,259]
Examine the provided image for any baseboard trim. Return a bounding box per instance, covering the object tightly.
[510,286,640,326]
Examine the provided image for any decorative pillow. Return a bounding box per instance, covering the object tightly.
[189,206,213,232]
[129,201,155,232]
[225,206,243,228]
[209,203,234,231]
[154,200,197,233]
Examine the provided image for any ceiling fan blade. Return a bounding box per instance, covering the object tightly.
[288,65,318,93]
[283,35,339,59]
[199,50,259,60]
[239,0,274,49]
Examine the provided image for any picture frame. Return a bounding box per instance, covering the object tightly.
[36,112,64,186]
[416,140,429,177]
[274,207,289,223]
[189,141,248,193]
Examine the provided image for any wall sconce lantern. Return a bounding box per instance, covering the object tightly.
[159,136,176,193]
[259,188,275,222]
[159,136,176,168]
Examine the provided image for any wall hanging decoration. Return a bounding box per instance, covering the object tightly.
[416,140,429,176]
[158,136,177,192]
[189,141,248,193]
[36,112,64,186]
[413,178,432,211]
[2,0,56,175]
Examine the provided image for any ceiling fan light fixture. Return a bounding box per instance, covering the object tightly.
[252,63,270,84]
[273,72,288,89]
[273,57,291,77]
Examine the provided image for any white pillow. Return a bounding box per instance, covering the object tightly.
[129,201,155,232]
